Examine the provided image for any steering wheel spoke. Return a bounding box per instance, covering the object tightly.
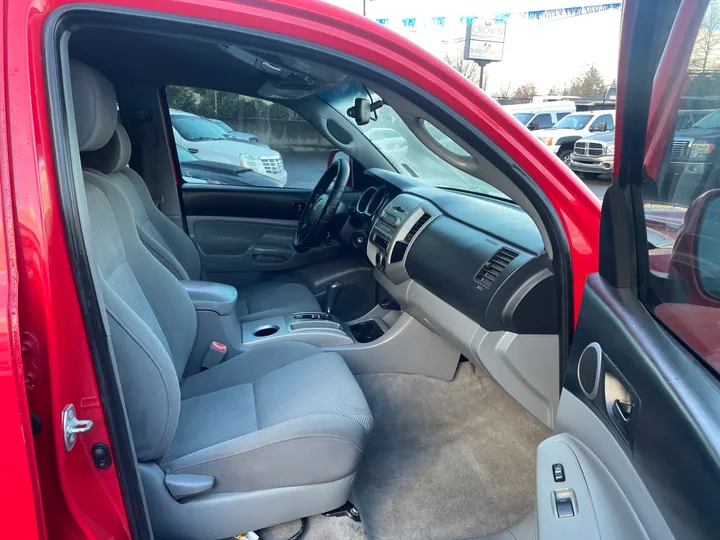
[293,159,350,253]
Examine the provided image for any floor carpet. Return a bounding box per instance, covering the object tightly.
[260,362,549,540]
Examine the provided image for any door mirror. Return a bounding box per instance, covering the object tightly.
[669,189,720,301]
[527,122,538,131]
[691,190,720,299]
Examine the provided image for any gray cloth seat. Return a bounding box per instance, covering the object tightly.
[82,122,321,321]
[71,60,372,539]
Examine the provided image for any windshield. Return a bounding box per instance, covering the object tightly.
[693,109,720,129]
[513,113,534,124]
[320,81,508,199]
[176,145,198,162]
[172,115,226,142]
[208,118,233,133]
[552,114,593,130]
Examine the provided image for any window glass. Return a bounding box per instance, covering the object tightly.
[534,113,553,129]
[320,81,510,199]
[556,112,570,120]
[166,85,332,188]
[590,114,611,131]
[642,1,720,372]
[513,112,534,124]
[554,114,593,130]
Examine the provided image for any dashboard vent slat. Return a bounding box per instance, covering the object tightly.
[474,247,520,290]
[404,213,431,242]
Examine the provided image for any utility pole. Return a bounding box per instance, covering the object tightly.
[475,60,488,91]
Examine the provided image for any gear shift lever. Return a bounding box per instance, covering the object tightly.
[325,281,344,315]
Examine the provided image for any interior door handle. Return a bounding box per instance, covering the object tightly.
[612,399,633,424]
[188,148,199,154]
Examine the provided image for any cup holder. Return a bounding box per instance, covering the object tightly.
[253,324,280,338]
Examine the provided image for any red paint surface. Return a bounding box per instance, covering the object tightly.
[4,0,609,537]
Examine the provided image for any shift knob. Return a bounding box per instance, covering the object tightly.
[325,281,344,315]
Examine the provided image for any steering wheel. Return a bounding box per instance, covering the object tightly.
[293,159,350,253]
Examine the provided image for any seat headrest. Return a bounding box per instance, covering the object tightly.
[70,60,117,152]
[82,123,132,174]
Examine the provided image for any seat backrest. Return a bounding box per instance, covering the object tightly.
[70,60,197,461]
[83,122,202,280]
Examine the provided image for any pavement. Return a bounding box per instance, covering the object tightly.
[283,151,611,200]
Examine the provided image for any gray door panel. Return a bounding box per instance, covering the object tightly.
[187,216,345,276]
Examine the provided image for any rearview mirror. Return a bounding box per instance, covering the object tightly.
[348,98,372,125]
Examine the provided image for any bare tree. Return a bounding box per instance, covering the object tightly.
[514,82,537,99]
[492,81,513,100]
[690,1,720,72]
[444,50,483,86]
[548,85,562,96]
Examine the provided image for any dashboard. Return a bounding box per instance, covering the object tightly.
[349,168,557,335]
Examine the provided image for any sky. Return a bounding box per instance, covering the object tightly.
[326,0,622,95]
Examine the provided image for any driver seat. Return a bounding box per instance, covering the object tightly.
[82,121,321,321]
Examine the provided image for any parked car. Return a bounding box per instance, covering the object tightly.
[533,110,616,164]
[170,109,288,186]
[205,117,260,142]
[5,1,720,540]
[176,145,279,187]
[665,108,720,205]
[504,100,576,131]
[569,130,615,178]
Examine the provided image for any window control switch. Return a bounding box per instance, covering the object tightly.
[552,463,565,482]
[554,488,575,518]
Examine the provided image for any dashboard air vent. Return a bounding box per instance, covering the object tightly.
[473,247,520,290]
[404,213,431,242]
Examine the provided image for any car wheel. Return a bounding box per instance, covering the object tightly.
[558,148,572,165]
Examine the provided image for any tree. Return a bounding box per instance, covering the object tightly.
[564,64,606,98]
[443,50,487,88]
[514,82,536,99]
[690,1,720,72]
[165,85,198,112]
[548,86,562,96]
[492,81,513,99]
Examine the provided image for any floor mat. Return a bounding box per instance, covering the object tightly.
[350,362,550,540]
[258,515,367,540]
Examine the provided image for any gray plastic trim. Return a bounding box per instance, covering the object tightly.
[164,473,215,500]
[577,342,602,400]
[554,392,674,540]
[241,314,354,348]
[139,463,355,540]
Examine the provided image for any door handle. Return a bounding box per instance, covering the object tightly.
[188,148,199,154]
[612,399,633,423]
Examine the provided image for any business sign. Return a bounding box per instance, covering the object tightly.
[464,19,507,63]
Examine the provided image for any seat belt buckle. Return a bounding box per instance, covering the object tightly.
[202,341,227,370]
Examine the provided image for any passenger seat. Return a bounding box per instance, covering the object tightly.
[71,60,372,539]
[82,121,322,320]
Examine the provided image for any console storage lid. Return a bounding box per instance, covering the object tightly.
[181,280,238,316]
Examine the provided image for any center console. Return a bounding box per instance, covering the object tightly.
[242,313,354,348]
[367,194,440,285]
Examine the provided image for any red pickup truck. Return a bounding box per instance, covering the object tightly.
[2,1,720,539]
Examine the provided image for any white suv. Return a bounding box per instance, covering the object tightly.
[170,109,288,186]
[533,110,615,165]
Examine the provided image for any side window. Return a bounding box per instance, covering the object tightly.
[556,112,570,121]
[165,86,333,189]
[534,113,553,129]
[604,115,615,131]
[643,1,720,372]
[590,114,611,132]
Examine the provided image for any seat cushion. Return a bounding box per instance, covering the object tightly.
[236,281,321,322]
[164,343,373,494]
